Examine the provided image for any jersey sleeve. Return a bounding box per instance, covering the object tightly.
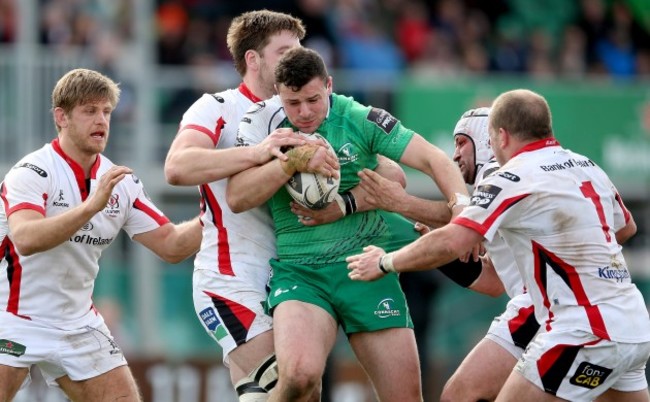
[237,97,285,147]
[610,183,631,232]
[1,161,50,217]
[179,93,225,146]
[361,106,415,161]
[453,171,531,242]
[121,174,170,238]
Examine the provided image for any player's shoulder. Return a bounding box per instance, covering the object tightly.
[187,88,244,111]
[241,95,286,131]
[5,144,54,181]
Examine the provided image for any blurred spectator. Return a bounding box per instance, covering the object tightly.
[0,0,16,43]
[291,0,338,67]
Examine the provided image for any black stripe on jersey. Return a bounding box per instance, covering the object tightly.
[509,305,540,348]
[207,292,251,346]
[267,107,288,135]
[540,344,581,395]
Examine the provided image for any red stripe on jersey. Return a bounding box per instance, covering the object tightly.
[508,306,539,346]
[133,199,170,226]
[180,123,224,147]
[511,138,560,159]
[52,139,100,201]
[6,202,45,217]
[5,240,28,318]
[0,236,7,263]
[614,192,631,223]
[537,338,602,379]
[204,290,256,331]
[532,241,610,340]
[200,184,234,276]
[238,83,263,103]
[452,193,530,236]
[1,184,45,216]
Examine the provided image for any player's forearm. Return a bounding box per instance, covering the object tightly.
[10,203,99,255]
[427,147,470,201]
[165,146,260,186]
[393,197,451,228]
[160,218,202,263]
[227,160,290,213]
[390,225,472,273]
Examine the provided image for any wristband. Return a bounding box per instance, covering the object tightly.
[340,191,357,216]
[378,253,396,274]
[447,192,470,212]
[334,191,357,216]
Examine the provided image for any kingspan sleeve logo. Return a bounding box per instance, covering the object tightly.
[374,298,401,318]
[0,339,26,357]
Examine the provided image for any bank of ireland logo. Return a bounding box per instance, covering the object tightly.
[374,298,401,318]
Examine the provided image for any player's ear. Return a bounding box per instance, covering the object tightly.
[497,128,509,149]
[245,49,259,72]
[53,107,68,128]
[325,76,333,95]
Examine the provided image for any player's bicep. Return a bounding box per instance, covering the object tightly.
[169,127,216,153]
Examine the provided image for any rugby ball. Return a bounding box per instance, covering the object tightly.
[284,132,340,210]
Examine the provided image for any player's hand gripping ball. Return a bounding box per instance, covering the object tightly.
[285,132,340,210]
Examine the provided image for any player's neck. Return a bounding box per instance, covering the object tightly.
[57,136,99,177]
[242,76,273,102]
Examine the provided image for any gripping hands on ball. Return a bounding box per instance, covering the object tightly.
[280,142,339,178]
[254,128,307,164]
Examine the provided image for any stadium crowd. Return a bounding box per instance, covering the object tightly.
[1,0,649,79]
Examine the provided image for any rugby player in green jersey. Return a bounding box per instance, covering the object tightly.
[227,47,469,402]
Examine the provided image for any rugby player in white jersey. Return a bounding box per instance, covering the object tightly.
[441,108,541,401]
[347,89,650,402]
[0,68,202,402]
[164,10,310,401]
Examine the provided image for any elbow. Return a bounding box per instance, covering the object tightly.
[226,188,247,214]
[161,253,187,264]
[12,238,39,256]
[164,163,184,186]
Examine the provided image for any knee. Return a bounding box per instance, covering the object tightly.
[440,377,464,402]
[279,365,321,399]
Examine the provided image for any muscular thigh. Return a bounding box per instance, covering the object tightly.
[350,328,421,402]
[0,365,29,401]
[57,365,140,402]
[444,338,519,400]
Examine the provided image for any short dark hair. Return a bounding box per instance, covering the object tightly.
[275,47,328,92]
[490,89,553,140]
[227,10,305,76]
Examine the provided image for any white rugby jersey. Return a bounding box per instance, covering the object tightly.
[179,84,276,275]
[455,138,650,342]
[475,159,524,299]
[0,139,169,329]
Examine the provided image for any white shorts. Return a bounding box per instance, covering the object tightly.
[515,329,650,401]
[193,268,273,366]
[0,311,126,389]
[485,295,540,359]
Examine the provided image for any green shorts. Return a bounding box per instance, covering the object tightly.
[267,259,413,334]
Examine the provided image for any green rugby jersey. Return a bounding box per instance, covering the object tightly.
[238,94,420,264]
